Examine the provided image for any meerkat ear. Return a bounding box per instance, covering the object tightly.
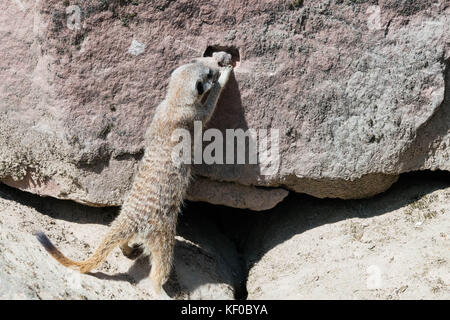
[196,81,204,95]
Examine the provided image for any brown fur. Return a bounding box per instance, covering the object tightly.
[36,59,233,296]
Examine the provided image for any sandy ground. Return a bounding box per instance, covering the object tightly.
[0,172,448,300]
[0,184,237,300]
[238,173,450,299]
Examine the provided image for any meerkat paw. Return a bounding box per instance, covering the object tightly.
[218,65,233,87]
[151,280,172,300]
[121,243,144,260]
[155,289,172,300]
[212,51,232,67]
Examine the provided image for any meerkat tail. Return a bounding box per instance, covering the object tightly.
[35,231,83,269]
[35,222,132,273]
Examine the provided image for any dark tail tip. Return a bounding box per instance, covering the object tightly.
[34,231,56,253]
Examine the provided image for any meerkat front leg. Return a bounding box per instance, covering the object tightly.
[217,65,233,88]
[199,65,233,123]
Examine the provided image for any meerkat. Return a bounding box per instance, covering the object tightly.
[35,55,233,297]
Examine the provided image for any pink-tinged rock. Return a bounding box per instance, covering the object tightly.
[0,0,449,209]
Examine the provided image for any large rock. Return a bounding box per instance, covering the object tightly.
[0,0,449,208]
[0,183,240,299]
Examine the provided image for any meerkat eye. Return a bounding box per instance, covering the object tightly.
[196,81,204,95]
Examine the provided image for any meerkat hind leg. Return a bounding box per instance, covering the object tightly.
[146,235,174,298]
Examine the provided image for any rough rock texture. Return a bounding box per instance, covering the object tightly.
[241,173,450,299]
[0,184,240,300]
[186,177,288,211]
[1,0,449,208]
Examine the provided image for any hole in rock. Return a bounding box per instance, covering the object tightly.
[203,45,240,67]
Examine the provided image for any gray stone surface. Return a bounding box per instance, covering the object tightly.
[0,0,449,208]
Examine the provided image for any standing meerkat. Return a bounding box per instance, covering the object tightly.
[35,56,233,297]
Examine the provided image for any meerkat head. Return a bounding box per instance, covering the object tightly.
[166,62,219,106]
